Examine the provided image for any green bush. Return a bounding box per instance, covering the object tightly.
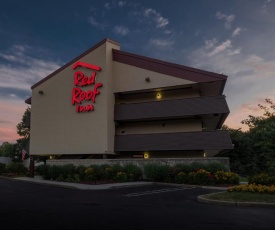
[75,165,87,181]
[249,173,275,186]
[187,169,214,185]
[84,167,97,182]
[123,164,142,181]
[48,165,64,180]
[115,171,128,182]
[5,162,28,175]
[174,164,191,174]
[175,172,187,184]
[0,162,6,174]
[97,164,113,180]
[205,162,228,174]
[144,164,170,182]
[60,164,75,178]
[267,161,275,175]
[36,164,50,179]
[214,171,239,185]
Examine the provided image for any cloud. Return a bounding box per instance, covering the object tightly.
[88,16,106,29]
[216,12,235,29]
[262,0,272,13]
[208,40,232,57]
[144,8,169,28]
[104,1,127,9]
[113,26,129,36]
[189,36,275,130]
[149,38,174,48]
[0,45,61,97]
[232,27,242,37]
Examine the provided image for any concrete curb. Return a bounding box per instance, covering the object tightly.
[9,176,154,190]
[197,192,275,208]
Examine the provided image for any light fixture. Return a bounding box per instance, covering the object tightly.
[203,152,206,158]
[38,90,44,95]
[144,152,149,159]
[145,77,150,82]
[156,93,162,99]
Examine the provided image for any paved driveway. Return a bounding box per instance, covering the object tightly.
[0,178,275,230]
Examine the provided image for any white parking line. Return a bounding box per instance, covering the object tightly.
[123,187,195,197]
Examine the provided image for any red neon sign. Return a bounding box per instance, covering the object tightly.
[71,61,102,113]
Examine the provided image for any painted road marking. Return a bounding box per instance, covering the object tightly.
[123,187,195,197]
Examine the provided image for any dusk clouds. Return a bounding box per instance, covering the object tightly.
[0,0,275,143]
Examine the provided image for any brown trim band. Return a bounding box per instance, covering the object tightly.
[113,49,228,83]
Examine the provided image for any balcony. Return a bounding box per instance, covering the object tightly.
[114,95,229,128]
[114,130,233,152]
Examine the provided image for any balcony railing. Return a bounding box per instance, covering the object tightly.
[114,95,229,122]
[114,130,232,152]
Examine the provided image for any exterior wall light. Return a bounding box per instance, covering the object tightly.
[145,77,150,82]
[156,93,162,99]
[38,90,44,95]
[144,153,149,159]
[203,152,206,157]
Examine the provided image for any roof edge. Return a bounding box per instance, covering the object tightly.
[113,49,228,82]
[31,38,119,90]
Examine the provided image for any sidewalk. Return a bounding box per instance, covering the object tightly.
[12,176,153,190]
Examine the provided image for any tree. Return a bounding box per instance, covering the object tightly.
[15,107,31,161]
[0,142,16,158]
[223,99,275,176]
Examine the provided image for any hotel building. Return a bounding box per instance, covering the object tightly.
[25,38,232,159]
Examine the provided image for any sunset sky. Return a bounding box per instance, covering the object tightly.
[1,0,275,144]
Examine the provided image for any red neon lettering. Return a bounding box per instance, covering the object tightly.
[72,62,101,71]
[72,84,102,105]
[74,71,97,87]
[76,104,94,113]
[92,83,103,103]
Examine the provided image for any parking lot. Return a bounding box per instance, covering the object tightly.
[0,178,275,230]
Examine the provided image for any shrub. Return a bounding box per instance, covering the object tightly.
[115,172,128,182]
[123,164,142,181]
[36,164,50,179]
[174,164,191,174]
[249,173,275,186]
[175,172,187,184]
[187,169,214,185]
[205,162,228,174]
[6,162,28,175]
[84,167,97,181]
[267,161,275,175]
[48,165,64,180]
[144,164,170,182]
[98,164,114,181]
[0,162,6,174]
[227,184,275,194]
[60,164,75,178]
[75,165,87,181]
[214,171,239,185]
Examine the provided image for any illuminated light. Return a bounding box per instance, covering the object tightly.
[156,93,162,99]
[203,152,206,157]
[144,153,149,159]
[49,155,53,160]
[72,61,101,71]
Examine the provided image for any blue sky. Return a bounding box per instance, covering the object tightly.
[1,0,275,144]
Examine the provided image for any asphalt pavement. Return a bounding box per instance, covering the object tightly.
[1,177,275,230]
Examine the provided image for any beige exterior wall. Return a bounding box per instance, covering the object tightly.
[30,41,120,155]
[115,119,202,135]
[113,62,195,93]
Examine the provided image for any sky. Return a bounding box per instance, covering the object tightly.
[0,0,275,144]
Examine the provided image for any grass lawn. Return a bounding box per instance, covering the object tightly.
[204,191,275,203]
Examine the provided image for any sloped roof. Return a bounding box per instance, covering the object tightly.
[25,38,228,105]
[31,38,119,90]
[113,49,227,83]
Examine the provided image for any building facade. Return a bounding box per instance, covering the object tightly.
[25,38,232,159]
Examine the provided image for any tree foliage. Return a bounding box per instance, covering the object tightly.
[0,142,15,157]
[222,99,275,176]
